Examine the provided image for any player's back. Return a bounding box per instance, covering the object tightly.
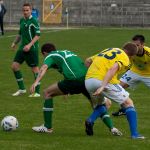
[46,50,87,80]
[86,48,130,84]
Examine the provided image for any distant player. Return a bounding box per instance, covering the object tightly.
[84,43,145,139]
[112,35,150,116]
[11,3,40,97]
[30,43,121,135]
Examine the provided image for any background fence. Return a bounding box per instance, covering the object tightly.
[3,0,150,27]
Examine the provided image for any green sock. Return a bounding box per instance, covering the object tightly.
[100,112,113,129]
[34,73,40,94]
[14,71,25,90]
[43,99,53,129]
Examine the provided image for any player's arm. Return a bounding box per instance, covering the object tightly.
[11,35,21,50]
[85,54,97,67]
[30,64,48,94]
[93,62,119,96]
[85,57,93,67]
[23,35,40,52]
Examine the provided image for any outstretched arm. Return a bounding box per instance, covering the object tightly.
[93,62,119,96]
[30,64,48,94]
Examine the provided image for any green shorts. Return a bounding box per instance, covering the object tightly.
[13,49,39,67]
[58,78,91,100]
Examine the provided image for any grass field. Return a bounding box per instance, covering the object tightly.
[0,28,150,150]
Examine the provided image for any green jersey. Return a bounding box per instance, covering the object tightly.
[19,15,40,50]
[44,50,87,80]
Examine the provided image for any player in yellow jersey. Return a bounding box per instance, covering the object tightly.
[84,42,145,139]
[112,35,150,116]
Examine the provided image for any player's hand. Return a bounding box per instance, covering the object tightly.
[30,83,37,94]
[93,86,104,96]
[23,44,32,52]
[11,43,16,50]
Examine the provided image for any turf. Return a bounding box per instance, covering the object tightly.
[0,28,150,150]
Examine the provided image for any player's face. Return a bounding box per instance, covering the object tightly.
[132,40,144,56]
[23,6,32,18]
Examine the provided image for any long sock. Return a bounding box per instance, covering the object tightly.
[14,71,25,90]
[34,73,40,94]
[87,105,106,123]
[100,112,113,129]
[43,99,53,129]
[125,107,138,136]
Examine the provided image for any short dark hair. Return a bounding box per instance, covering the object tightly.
[132,35,145,43]
[123,42,138,56]
[23,3,32,8]
[41,43,56,54]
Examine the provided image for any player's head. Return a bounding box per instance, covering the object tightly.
[122,42,138,57]
[41,43,56,56]
[132,35,145,43]
[23,3,32,18]
[132,35,145,56]
[0,0,3,4]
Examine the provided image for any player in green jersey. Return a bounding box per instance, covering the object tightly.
[30,43,122,135]
[11,3,40,97]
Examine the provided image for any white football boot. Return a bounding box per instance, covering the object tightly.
[12,89,26,96]
[32,125,53,133]
[29,93,40,97]
[111,127,123,136]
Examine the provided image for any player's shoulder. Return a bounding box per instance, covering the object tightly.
[144,46,150,52]
[20,17,24,22]
[30,16,39,23]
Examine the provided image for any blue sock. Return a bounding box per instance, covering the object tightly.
[125,107,138,136]
[87,105,106,123]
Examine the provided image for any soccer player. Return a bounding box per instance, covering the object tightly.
[112,35,150,116]
[11,3,40,97]
[30,43,121,135]
[84,42,145,139]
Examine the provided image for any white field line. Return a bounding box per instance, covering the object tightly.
[0,28,71,39]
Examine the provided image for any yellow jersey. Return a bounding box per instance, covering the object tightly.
[131,46,150,76]
[86,48,131,84]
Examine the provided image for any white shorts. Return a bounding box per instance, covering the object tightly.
[85,78,129,105]
[120,70,150,88]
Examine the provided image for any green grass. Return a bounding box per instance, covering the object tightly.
[0,28,150,150]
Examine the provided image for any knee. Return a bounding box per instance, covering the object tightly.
[104,98,112,109]
[11,63,19,71]
[122,98,134,108]
[32,67,39,73]
[43,89,52,99]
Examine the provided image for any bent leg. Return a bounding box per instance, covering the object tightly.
[43,83,64,129]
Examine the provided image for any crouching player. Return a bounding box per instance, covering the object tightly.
[84,43,145,139]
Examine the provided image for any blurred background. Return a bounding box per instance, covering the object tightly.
[3,0,150,27]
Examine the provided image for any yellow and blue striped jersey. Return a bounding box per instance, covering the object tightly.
[86,48,131,84]
[131,46,150,76]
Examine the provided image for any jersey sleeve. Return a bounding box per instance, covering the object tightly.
[116,60,131,71]
[90,54,98,61]
[116,61,123,71]
[44,56,55,68]
[32,19,40,36]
